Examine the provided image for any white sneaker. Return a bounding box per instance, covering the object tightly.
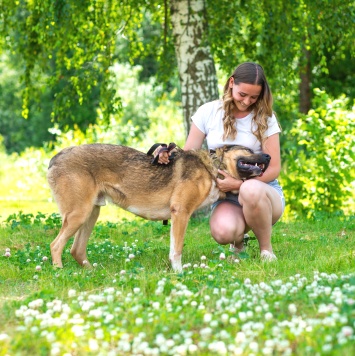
[260,250,277,261]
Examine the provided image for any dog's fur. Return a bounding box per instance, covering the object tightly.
[47,144,270,271]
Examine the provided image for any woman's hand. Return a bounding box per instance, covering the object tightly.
[216,170,243,192]
[153,145,173,165]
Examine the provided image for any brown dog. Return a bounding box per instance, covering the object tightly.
[47,144,270,271]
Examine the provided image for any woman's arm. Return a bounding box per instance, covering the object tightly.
[255,133,281,182]
[184,123,206,150]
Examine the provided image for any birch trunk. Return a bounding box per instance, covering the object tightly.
[170,0,218,136]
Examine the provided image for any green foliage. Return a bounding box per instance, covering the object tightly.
[282,89,355,217]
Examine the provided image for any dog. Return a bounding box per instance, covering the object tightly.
[47,144,270,272]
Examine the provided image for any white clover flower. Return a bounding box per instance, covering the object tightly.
[33,275,39,280]
[188,344,198,353]
[262,346,273,355]
[0,333,9,341]
[82,260,88,265]
[248,341,258,352]
[288,303,297,314]
[42,256,48,262]
[219,252,226,260]
[235,331,246,343]
[26,259,31,263]
[244,278,251,285]
[128,253,135,259]
[93,263,98,268]
[4,251,11,257]
[221,313,229,323]
[133,287,141,294]
[322,344,333,353]
[255,305,263,313]
[135,317,143,325]
[120,270,126,275]
[265,312,273,320]
[201,255,207,260]
[88,338,99,351]
[200,327,212,338]
[238,312,247,321]
[341,326,353,337]
[152,302,160,310]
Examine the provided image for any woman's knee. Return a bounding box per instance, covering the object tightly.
[239,180,267,206]
[210,219,244,245]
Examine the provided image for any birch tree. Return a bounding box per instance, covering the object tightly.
[170,0,218,133]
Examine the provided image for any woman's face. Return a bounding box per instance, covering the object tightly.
[229,79,262,112]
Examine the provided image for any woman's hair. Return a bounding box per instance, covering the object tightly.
[222,62,275,145]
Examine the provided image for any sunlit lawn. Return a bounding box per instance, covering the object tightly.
[0,205,354,355]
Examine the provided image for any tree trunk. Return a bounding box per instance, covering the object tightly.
[170,0,219,136]
[299,47,311,114]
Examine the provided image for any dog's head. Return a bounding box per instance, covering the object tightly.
[214,145,271,180]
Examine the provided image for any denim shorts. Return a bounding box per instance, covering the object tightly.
[212,179,286,212]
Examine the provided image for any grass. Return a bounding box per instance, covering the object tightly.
[0,207,354,355]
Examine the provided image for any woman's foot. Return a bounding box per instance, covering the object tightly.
[260,250,277,261]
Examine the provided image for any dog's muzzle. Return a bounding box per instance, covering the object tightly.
[237,153,271,176]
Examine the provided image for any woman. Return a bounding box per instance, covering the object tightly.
[158,62,285,260]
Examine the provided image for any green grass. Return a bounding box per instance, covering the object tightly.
[0,209,354,355]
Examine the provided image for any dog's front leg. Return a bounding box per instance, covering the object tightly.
[169,207,191,273]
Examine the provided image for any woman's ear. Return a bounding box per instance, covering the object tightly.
[229,77,234,88]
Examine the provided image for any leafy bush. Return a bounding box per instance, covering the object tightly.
[282,89,355,218]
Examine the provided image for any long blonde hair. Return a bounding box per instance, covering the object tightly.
[222,62,275,145]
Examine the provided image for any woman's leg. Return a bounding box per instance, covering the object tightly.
[210,201,247,249]
[238,180,283,255]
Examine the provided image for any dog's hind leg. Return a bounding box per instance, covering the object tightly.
[70,205,101,267]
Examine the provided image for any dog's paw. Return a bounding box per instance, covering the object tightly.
[170,256,183,273]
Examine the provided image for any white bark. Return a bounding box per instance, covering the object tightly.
[170,0,218,135]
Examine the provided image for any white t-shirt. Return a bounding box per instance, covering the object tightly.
[192,99,280,153]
